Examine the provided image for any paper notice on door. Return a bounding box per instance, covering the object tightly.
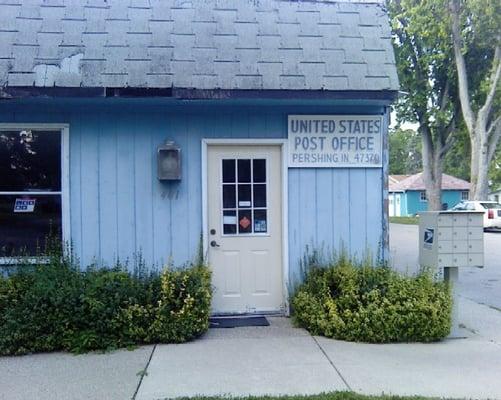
[223,215,237,224]
[238,201,251,207]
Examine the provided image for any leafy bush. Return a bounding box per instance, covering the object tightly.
[292,253,452,343]
[0,244,212,355]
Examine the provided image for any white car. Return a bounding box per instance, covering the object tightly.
[452,201,501,230]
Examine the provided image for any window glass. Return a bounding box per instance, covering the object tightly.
[465,202,476,211]
[237,184,251,207]
[223,210,237,234]
[222,159,235,183]
[481,202,501,209]
[221,157,268,235]
[253,159,266,183]
[254,210,267,233]
[237,159,251,183]
[0,129,62,257]
[222,185,236,208]
[253,184,266,208]
[0,130,61,191]
[0,195,61,257]
[238,209,252,234]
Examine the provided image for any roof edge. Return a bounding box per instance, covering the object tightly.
[0,86,398,102]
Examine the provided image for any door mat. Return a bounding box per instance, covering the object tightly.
[209,316,270,328]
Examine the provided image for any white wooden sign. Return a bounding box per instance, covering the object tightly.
[288,115,383,168]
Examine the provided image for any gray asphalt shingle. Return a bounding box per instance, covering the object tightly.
[0,0,398,91]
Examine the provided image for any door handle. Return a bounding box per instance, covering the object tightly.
[210,240,220,248]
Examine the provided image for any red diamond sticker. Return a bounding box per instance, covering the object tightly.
[239,216,251,229]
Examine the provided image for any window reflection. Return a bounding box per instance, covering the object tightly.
[0,195,61,257]
[0,129,62,257]
[0,130,61,192]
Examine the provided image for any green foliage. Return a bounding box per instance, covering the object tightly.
[388,0,457,128]
[389,128,422,175]
[292,253,452,343]
[178,391,438,400]
[489,146,501,192]
[0,246,212,355]
[181,393,443,400]
[388,0,500,197]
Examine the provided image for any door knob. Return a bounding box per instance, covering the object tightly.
[210,240,220,248]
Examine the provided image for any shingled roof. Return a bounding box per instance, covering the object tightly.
[0,0,398,93]
[389,173,471,192]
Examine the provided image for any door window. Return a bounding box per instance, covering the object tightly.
[0,129,62,256]
[221,158,268,235]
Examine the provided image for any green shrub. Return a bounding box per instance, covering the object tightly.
[292,253,452,342]
[0,246,212,355]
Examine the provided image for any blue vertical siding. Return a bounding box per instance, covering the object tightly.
[0,99,387,288]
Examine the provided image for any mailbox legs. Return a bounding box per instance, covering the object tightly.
[444,266,461,338]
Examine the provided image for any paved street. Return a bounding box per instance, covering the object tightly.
[390,223,501,310]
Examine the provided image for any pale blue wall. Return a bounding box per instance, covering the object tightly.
[0,98,388,287]
[404,190,466,215]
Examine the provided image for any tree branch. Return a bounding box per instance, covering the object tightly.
[479,45,501,126]
[439,116,458,159]
[487,120,501,163]
[439,80,450,112]
[488,116,501,138]
[449,0,475,133]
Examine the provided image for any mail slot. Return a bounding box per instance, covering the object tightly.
[419,211,484,269]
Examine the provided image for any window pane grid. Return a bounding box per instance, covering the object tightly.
[222,158,267,235]
[0,129,62,256]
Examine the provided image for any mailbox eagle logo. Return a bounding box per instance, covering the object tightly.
[424,228,434,249]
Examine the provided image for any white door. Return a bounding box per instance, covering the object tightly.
[207,145,284,314]
[395,194,401,217]
[389,194,395,217]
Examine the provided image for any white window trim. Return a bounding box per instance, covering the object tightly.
[0,123,70,264]
[201,138,289,315]
[419,191,427,202]
[461,191,469,201]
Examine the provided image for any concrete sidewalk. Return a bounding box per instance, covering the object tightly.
[137,297,501,400]
[1,296,501,400]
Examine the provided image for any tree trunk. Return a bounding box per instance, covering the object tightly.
[449,0,500,200]
[470,131,490,200]
[421,127,443,211]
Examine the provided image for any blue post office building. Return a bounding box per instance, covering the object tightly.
[0,0,398,314]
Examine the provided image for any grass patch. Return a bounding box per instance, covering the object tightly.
[390,216,419,225]
[172,393,442,400]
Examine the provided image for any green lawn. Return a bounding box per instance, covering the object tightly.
[390,216,419,225]
[175,393,441,400]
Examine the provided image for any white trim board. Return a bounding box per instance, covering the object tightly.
[0,123,71,263]
[201,138,290,315]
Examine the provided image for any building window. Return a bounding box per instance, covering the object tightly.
[461,191,469,201]
[221,158,268,235]
[420,191,427,202]
[0,128,65,257]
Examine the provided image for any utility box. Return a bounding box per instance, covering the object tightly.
[419,211,484,269]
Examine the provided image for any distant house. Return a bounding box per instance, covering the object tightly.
[389,173,470,216]
[489,189,501,203]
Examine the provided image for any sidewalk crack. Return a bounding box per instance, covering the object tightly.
[132,344,157,400]
[312,335,352,391]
